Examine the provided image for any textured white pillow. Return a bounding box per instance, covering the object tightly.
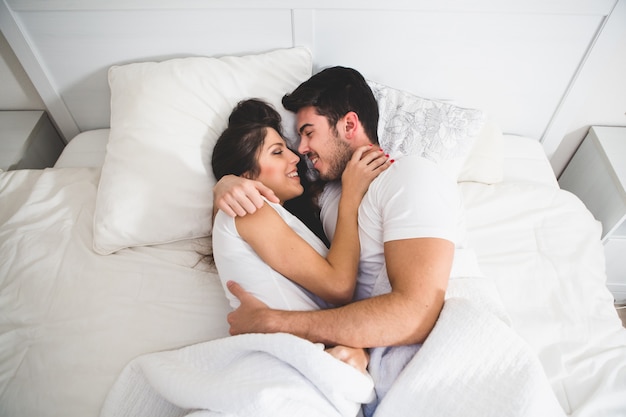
[368,81,501,183]
[93,47,313,255]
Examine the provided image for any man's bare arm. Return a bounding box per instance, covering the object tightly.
[227,237,454,348]
[213,174,279,218]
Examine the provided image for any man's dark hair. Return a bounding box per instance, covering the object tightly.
[282,66,379,144]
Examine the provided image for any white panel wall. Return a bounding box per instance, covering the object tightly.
[14,8,294,132]
[546,0,626,175]
[1,0,623,173]
[0,30,43,109]
[309,10,601,140]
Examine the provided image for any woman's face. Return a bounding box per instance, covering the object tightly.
[253,128,304,204]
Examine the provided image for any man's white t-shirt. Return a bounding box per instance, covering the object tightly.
[212,201,329,311]
[319,154,482,301]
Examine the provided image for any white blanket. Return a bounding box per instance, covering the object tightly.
[374,296,565,417]
[100,332,375,417]
[101,278,566,417]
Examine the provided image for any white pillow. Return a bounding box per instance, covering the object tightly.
[93,47,313,255]
[368,80,502,183]
[457,119,503,184]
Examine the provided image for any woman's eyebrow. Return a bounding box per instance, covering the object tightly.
[268,141,286,149]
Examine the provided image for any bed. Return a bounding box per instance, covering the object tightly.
[1,19,626,417]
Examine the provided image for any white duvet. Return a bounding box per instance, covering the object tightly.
[1,167,625,417]
[100,284,565,417]
[460,180,626,416]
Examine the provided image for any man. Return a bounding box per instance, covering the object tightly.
[214,66,472,409]
[214,67,476,415]
[216,66,462,344]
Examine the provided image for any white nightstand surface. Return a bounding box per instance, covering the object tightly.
[559,126,626,303]
[0,110,64,170]
[0,111,44,170]
[594,126,626,197]
[593,126,626,238]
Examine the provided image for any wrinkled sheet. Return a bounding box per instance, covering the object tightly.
[0,168,231,417]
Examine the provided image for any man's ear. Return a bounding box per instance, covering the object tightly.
[342,111,360,140]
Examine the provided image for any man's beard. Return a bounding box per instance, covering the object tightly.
[318,134,353,182]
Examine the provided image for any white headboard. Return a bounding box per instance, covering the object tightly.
[2,0,624,175]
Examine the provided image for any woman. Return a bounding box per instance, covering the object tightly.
[211,99,390,371]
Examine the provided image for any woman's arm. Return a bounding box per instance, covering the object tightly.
[235,146,390,305]
[322,146,391,300]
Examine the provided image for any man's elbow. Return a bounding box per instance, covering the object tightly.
[403,296,446,345]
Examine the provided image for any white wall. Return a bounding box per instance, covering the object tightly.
[1,0,624,174]
[547,0,626,176]
[0,30,44,110]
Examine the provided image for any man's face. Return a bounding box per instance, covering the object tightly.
[296,106,352,181]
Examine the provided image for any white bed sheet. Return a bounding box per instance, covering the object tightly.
[1,132,625,417]
[0,167,231,417]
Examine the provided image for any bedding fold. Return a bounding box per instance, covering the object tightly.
[100,332,375,417]
[100,277,565,417]
[373,295,565,417]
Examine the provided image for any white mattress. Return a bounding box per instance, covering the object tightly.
[1,130,625,417]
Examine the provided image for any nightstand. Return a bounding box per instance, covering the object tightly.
[0,110,65,170]
[558,126,626,303]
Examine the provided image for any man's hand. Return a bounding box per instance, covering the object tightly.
[228,280,370,374]
[213,175,279,217]
[226,281,273,335]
